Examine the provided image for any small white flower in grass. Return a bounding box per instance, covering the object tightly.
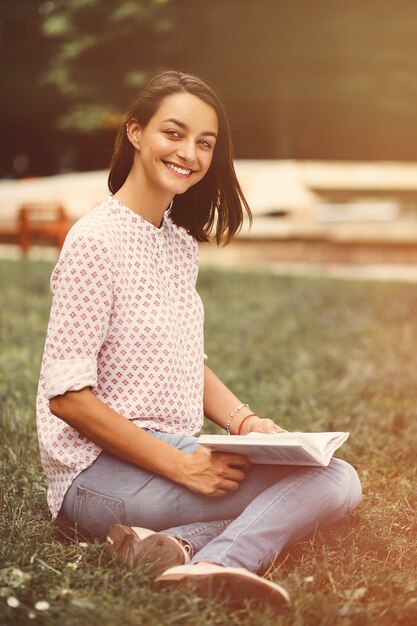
[66,562,78,571]
[34,600,50,611]
[79,542,88,548]
[7,596,20,608]
[304,576,314,583]
[8,568,31,589]
[28,611,36,619]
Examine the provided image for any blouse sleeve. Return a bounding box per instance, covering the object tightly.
[43,233,113,399]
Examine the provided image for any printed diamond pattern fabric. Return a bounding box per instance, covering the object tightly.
[36,196,206,519]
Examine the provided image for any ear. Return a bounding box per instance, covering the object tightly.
[126,120,142,150]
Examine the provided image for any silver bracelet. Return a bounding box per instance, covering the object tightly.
[226,403,250,435]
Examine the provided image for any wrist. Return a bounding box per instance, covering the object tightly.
[164,447,190,485]
[225,403,250,435]
[236,413,261,436]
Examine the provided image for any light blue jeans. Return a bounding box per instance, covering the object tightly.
[59,430,362,574]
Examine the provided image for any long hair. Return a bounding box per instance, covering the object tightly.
[108,71,251,245]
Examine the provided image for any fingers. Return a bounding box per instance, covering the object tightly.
[267,420,284,433]
[214,452,251,468]
[225,467,246,482]
[222,478,241,492]
[208,478,241,497]
[197,473,242,497]
[208,488,228,497]
[183,448,248,496]
[262,420,277,433]
[247,418,288,434]
[211,454,248,482]
[208,454,248,494]
[253,420,274,433]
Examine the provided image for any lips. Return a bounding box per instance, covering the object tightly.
[162,160,194,177]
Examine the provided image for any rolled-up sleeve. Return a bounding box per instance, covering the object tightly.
[44,234,113,399]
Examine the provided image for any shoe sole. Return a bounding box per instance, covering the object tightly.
[153,569,289,610]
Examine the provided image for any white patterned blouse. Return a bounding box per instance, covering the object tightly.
[36,195,206,519]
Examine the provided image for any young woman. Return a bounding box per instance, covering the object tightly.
[36,71,361,610]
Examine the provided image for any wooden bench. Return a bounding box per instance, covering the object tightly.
[0,203,70,255]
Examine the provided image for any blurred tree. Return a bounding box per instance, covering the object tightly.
[173,0,417,161]
[1,0,417,178]
[38,0,177,173]
[41,0,417,163]
[0,0,66,177]
[0,0,176,178]
[42,0,176,132]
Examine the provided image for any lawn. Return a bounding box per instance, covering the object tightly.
[0,258,416,626]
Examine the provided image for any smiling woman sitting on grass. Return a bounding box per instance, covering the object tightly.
[35,70,361,611]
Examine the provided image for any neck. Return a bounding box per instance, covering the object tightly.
[114,164,173,228]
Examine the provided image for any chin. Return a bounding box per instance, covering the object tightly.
[165,178,198,196]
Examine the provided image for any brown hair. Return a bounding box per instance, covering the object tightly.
[108,71,251,245]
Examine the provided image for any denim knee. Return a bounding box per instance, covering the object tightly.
[327,458,362,515]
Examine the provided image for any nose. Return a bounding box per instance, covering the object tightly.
[176,139,197,164]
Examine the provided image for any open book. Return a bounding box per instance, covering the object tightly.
[198,432,349,467]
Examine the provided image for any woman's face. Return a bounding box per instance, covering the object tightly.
[128,92,218,198]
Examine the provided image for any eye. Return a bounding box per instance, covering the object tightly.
[200,139,214,150]
[164,129,181,139]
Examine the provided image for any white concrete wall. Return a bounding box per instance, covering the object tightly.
[1,161,417,242]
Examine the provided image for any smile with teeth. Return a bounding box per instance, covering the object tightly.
[163,161,194,177]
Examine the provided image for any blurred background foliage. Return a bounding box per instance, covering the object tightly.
[1,0,417,178]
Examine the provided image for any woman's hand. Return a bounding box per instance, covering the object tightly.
[239,415,287,436]
[177,446,250,497]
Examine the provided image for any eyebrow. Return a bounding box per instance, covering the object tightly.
[162,118,217,139]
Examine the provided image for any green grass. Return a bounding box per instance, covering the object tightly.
[1,258,416,626]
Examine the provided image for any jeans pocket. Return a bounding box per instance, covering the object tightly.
[73,486,126,541]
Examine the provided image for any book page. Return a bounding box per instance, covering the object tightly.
[244,432,349,460]
[237,443,324,466]
[198,432,349,466]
